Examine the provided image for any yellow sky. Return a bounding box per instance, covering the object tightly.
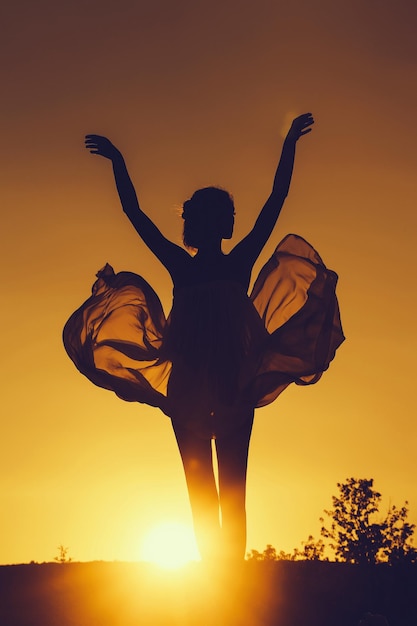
[1,0,416,564]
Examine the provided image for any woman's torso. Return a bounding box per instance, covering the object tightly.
[164,252,267,436]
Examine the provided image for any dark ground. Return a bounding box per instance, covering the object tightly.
[0,560,416,626]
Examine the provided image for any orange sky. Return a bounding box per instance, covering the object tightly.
[1,0,416,564]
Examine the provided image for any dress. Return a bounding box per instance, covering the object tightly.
[63,234,344,438]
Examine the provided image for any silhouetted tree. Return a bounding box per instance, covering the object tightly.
[247,539,327,562]
[246,544,299,561]
[247,544,280,561]
[261,544,278,560]
[294,535,327,561]
[321,478,416,564]
[246,547,263,561]
[381,502,416,564]
[321,478,383,564]
[275,549,296,561]
[247,478,416,564]
[54,545,71,563]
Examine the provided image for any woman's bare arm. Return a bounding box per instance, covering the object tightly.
[232,113,314,266]
[85,134,187,272]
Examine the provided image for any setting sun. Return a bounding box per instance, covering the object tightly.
[139,522,200,569]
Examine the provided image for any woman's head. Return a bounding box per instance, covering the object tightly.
[182,187,235,249]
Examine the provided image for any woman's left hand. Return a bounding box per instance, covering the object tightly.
[286,113,314,142]
[85,134,122,161]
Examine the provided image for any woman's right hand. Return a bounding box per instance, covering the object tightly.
[85,134,121,161]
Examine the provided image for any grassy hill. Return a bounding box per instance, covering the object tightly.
[0,560,416,626]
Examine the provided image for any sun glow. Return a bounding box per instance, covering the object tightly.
[139,522,201,569]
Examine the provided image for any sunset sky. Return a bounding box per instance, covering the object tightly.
[1,0,416,565]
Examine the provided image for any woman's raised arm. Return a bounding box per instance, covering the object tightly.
[232,113,314,266]
[85,134,187,271]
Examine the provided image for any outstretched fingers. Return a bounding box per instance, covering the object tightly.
[84,134,119,159]
[286,112,314,142]
[85,134,104,152]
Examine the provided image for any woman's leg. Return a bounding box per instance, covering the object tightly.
[215,410,254,562]
[171,420,221,561]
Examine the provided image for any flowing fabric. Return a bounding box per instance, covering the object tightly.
[63,234,344,438]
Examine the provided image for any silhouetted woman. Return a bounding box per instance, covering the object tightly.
[63,113,344,562]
